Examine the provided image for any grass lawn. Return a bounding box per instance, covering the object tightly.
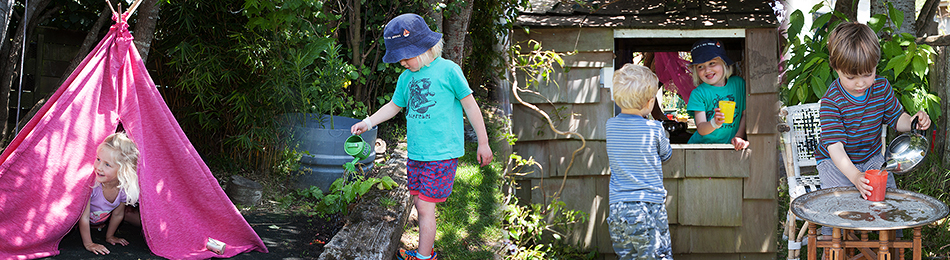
[777,157,950,259]
[401,142,506,260]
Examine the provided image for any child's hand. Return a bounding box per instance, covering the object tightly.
[850,175,873,199]
[476,143,493,166]
[351,122,368,135]
[913,110,931,130]
[106,236,129,246]
[712,108,725,126]
[84,242,110,255]
[731,137,749,150]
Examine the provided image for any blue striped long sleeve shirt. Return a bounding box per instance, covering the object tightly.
[606,114,673,205]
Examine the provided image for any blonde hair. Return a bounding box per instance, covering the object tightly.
[612,64,659,110]
[98,132,140,205]
[828,22,880,75]
[689,57,734,86]
[417,39,445,67]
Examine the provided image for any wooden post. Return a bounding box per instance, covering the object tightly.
[879,230,890,260]
[831,228,842,260]
[914,227,922,260]
[808,223,817,260]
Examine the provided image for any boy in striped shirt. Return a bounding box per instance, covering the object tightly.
[817,22,931,233]
[605,64,673,260]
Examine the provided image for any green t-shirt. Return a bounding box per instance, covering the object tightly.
[686,76,746,144]
[392,57,473,161]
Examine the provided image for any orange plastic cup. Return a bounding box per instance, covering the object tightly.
[719,101,736,124]
[865,169,888,201]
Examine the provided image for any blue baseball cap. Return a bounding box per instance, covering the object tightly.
[690,39,734,66]
[382,14,442,63]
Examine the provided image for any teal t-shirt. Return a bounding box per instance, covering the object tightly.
[392,57,473,161]
[686,76,746,144]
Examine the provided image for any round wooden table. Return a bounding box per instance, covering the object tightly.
[791,187,948,260]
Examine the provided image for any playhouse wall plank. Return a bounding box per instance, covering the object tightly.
[737,199,778,253]
[514,67,603,104]
[745,93,780,135]
[529,176,613,254]
[664,178,680,224]
[744,28,779,94]
[744,134,778,199]
[684,226,738,253]
[678,178,742,226]
[684,149,750,178]
[662,149,686,178]
[511,99,611,142]
[512,28,614,52]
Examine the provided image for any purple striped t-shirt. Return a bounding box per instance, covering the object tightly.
[816,77,903,164]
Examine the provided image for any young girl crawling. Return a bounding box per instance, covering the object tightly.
[78,132,140,255]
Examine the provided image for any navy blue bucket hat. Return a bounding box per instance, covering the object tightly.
[690,39,734,66]
[382,14,442,63]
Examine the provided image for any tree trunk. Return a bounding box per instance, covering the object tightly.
[831,0,857,23]
[132,0,160,61]
[0,0,52,140]
[426,0,444,33]
[0,0,14,53]
[442,0,473,70]
[915,0,939,37]
[935,46,950,166]
[872,0,916,36]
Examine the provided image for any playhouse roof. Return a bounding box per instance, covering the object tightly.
[517,0,780,28]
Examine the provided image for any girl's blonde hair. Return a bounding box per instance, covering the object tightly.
[98,132,140,205]
[417,39,445,67]
[612,64,659,110]
[689,57,734,86]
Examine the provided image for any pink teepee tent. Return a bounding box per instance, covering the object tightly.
[0,17,267,260]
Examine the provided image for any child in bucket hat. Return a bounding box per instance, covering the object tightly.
[685,39,749,150]
[351,13,493,260]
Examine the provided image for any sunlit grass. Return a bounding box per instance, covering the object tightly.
[433,143,505,259]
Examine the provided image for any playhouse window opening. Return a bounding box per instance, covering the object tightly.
[613,37,746,147]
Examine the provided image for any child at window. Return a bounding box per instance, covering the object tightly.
[685,39,749,150]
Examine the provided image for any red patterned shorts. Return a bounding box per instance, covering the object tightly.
[406,158,458,203]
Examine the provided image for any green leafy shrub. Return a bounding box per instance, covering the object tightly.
[783,2,940,119]
[291,174,398,217]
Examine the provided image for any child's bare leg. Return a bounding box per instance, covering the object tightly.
[124,206,141,226]
[415,197,437,256]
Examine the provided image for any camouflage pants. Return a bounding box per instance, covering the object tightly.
[607,201,673,260]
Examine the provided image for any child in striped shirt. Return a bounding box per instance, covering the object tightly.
[605,64,673,260]
[817,22,931,234]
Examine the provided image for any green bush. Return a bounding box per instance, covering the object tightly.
[783,2,941,120]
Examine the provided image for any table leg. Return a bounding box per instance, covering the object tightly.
[914,227,922,260]
[879,230,891,260]
[808,223,817,260]
[831,228,842,260]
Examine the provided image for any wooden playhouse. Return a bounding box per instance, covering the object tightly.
[508,0,781,259]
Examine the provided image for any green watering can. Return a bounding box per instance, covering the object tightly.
[343,135,371,173]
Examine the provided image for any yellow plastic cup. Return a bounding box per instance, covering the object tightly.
[719,100,736,124]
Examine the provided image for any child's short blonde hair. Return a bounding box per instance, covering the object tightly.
[689,57,734,86]
[828,22,880,75]
[417,39,445,67]
[612,64,659,110]
[99,132,140,205]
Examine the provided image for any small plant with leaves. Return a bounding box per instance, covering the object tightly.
[286,166,398,217]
